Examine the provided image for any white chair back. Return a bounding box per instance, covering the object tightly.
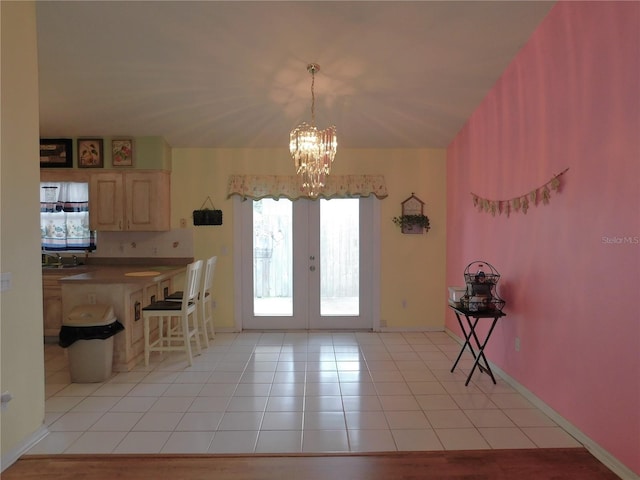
[183,259,203,308]
[203,256,217,295]
[198,256,217,345]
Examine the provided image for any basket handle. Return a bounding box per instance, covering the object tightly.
[465,261,498,275]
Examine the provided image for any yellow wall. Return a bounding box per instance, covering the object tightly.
[1,1,46,465]
[171,147,447,330]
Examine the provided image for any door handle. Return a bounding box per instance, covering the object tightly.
[310,256,315,261]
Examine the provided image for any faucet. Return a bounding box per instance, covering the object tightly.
[42,251,62,267]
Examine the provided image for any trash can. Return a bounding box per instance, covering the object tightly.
[59,304,124,383]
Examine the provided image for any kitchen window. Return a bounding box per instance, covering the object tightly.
[40,182,96,251]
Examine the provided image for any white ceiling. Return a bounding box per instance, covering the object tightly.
[36,1,555,149]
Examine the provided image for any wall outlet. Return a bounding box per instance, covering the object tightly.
[88,293,97,304]
[180,218,187,228]
[515,337,521,352]
[1,391,13,411]
[152,247,158,256]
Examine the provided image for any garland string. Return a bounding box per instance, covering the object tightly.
[470,168,569,217]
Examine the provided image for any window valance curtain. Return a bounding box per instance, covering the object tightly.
[227,175,388,200]
[40,182,96,251]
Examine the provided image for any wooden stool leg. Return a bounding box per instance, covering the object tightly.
[181,313,193,366]
[192,310,202,354]
[144,314,151,367]
[208,302,215,340]
[200,310,210,348]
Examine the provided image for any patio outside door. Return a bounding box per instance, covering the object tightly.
[238,196,376,330]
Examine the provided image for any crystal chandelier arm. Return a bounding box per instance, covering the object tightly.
[308,63,318,126]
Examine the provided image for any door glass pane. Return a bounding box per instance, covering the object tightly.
[253,199,292,316]
[320,199,359,315]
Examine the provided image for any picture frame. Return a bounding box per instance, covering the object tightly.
[77,138,104,168]
[112,138,134,167]
[40,138,73,168]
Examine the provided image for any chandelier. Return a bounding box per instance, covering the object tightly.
[289,63,337,197]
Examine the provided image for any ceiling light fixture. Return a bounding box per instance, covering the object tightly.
[289,63,337,198]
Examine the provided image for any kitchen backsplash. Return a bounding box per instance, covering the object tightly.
[91,229,194,259]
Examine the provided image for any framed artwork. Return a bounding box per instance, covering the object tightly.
[112,138,134,166]
[40,138,73,168]
[77,138,104,168]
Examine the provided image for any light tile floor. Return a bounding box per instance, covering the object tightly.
[30,331,581,455]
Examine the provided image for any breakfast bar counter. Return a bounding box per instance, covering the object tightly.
[59,264,188,372]
[57,265,185,285]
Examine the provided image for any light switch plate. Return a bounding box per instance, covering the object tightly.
[0,272,12,292]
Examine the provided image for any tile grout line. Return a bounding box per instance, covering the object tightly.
[38,331,575,455]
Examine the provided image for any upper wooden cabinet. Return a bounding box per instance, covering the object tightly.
[89,171,170,231]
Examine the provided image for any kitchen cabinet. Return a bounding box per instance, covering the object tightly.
[41,169,91,183]
[90,171,170,231]
[159,278,172,300]
[126,282,160,367]
[42,274,64,338]
[60,266,184,371]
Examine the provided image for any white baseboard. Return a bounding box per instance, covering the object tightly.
[378,326,444,333]
[217,327,448,333]
[444,328,638,480]
[1,425,49,473]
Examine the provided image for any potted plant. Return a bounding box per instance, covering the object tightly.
[392,214,430,234]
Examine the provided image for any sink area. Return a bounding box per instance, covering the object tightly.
[41,252,86,270]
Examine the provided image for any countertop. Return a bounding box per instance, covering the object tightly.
[53,264,187,285]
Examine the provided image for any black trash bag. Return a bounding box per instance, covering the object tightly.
[59,320,124,348]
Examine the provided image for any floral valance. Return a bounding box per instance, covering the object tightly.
[227,175,388,200]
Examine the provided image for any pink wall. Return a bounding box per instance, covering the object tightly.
[446,2,639,475]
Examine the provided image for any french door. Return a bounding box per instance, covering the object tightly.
[236,196,378,330]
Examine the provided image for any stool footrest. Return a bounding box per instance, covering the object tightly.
[143,300,194,311]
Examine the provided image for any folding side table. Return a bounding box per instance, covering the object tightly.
[449,305,506,386]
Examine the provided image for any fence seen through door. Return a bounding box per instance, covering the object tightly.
[252,198,359,318]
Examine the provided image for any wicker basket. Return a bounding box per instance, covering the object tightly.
[460,261,505,312]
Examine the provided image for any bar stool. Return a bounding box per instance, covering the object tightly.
[199,256,217,347]
[165,256,217,348]
[142,260,203,366]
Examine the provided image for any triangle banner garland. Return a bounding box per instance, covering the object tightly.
[470,168,569,217]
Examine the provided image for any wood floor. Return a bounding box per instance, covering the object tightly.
[4,448,619,479]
